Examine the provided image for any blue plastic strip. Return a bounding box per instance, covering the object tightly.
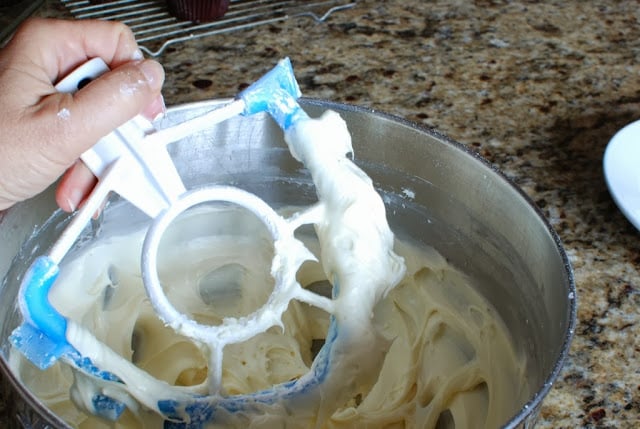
[156,316,339,425]
[92,394,127,421]
[19,255,69,345]
[238,57,309,130]
[10,256,73,369]
[11,255,126,418]
[9,322,72,370]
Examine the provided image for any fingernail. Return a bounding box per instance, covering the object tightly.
[131,48,144,61]
[66,197,77,212]
[68,187,84,212]
[138,59,164,90]
[142,94,166,121]
[153,95,167,121]
[158,94,167,117]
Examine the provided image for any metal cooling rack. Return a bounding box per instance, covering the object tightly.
[61,0,356,56]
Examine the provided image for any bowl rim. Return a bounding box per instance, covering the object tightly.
[0,98,577,429]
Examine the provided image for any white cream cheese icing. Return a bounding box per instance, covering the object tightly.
[11,211,527,428]
[9,110,528,428]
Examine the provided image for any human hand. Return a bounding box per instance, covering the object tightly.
[0,18,165,212]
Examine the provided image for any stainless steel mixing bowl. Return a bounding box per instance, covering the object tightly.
[0,99,576,428]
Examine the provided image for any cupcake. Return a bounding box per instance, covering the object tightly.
[166,0,230,23]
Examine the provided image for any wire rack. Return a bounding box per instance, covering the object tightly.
[61,0,356,56]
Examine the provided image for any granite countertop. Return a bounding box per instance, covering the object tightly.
[3,0,640,427]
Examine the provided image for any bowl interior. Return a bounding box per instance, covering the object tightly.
[0,99,575,428]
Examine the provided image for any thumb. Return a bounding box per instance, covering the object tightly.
[38,58,165,166]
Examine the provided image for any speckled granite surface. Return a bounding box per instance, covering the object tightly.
[2,0,640,427]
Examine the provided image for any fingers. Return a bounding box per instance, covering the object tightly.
[0,17,165,167]
[56,161,97,212]
[54,90,165,213]
[4,18,143,82]
[71,57,165,128]
[53,80,165,212]
[32,58,165,168]
[0,18,167,211]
